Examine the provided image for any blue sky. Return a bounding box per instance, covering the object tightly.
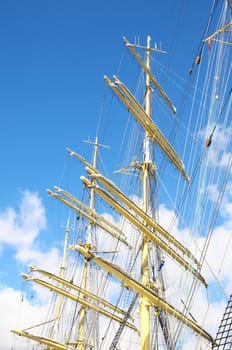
[1,1,231,349]
[0,0,213,206]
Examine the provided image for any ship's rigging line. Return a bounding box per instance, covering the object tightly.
[193,61,232,266]
[217,229,232,278]
[161,84,232,265]
[118,69,145,170]
[10,3,231,348]
[147,39,222,207]
[104,43,191,191]
[55,150,210,344]
[150,1,221,205]
[174,99,232,345]
[86,167,135,348]
[97,45,127,151]
[73,32,228,348]
[183,129,231,331]
[99,244,141,350]
[156,88,232,342]
[80,162,141,349]
[21,13,232,348]
[189,0,219,74]
[200,148,232,269]
[115,45,206,260]
[182,0,231,196]
[54,36,228,344]
[96,86,108,142]
[192,61,229,245]
[104,63,145,174]
[96,219,139,348]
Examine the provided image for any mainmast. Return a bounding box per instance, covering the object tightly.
[124,35,171,350]
[76,138,96,350]
[140,35,153,350]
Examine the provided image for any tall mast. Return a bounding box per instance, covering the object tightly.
[140,35,153,350]
[105,36,185,349]
[56,218,70,320]
[77,137,110,349]
[77,137,98,350]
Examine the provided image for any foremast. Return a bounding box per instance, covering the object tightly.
[77,137,99,350]
[140,35,153,350]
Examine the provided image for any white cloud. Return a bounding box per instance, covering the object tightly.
[1,187,231,349]
[0,190,46,249]
[1,286,50,350]
[201,224,232,295]
[15,246,60,271]
[96,195,231,347]
[0,190,61,270]
[0,190,62,349]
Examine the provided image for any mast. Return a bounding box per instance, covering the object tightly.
[11,28,222,348]
[56,218,70,320]
[121,35,180,349]
[140,35,152,350]
[77,136,99,350]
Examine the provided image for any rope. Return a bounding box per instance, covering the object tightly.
[189,0,219,74]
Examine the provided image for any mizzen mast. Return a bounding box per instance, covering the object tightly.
[140,34,153,350]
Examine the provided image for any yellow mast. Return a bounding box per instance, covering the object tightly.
[56,219,70,320]
[77,137,99,350]
[11,33,219,349]
[140,34,152,350]
[73,244,214,344]
[103,37,192,348]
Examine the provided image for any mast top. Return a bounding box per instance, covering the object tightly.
[124,35,166,53]
[82,138,110,149]
[123,37,176,115]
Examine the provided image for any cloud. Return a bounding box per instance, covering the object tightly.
[0,190,61,269]
[0,190,62,349]
[0,190,46,249]
[93,193,231,343]
[1,188,231,349]
[1,286,50,350]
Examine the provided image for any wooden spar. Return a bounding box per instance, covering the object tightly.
[47,189,130,247]
[66,149,195,263]
[11,330,74,350]
[54,185,127,239]
[85,167,199,266]
[203,20,232,45]
[74,244,214,344]
[123,37,176,115]
[104,75,189,182]
[28,265,131,318]
[113,75,189,181]
[21,273,137,331]
[81,176,207,286]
